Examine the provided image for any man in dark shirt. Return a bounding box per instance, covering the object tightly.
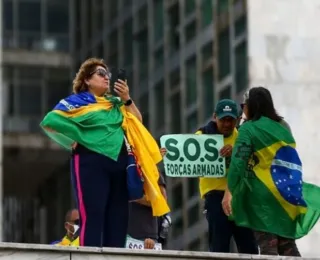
[127,174,167,249]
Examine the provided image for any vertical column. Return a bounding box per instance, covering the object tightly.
[41,0,47,45]
[195,1,204,124]
[0,0,3,242]
[163,1,171,134]
[132,2,140,101]
[148,1,155,133]
[229,0,236,99]
[80,0,87,60]
[179,0,188,248]
[102,0,110,61]
[69,0,76,81]
[212,0,219,105]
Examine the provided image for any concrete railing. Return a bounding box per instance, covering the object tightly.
[0,243,315,260]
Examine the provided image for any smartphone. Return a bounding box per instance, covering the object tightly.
[110,68,127,96]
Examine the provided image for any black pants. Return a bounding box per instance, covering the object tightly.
[71,144,128,247]
[205,190,258,254]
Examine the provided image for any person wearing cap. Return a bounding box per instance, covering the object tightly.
[196,99,258,254]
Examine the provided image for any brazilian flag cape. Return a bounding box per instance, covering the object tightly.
[40,91,170,217]
[228,116,320,239]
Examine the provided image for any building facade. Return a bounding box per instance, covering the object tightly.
[2,0,72,243]
[71,0,247,250]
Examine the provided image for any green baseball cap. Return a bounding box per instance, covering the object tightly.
[215,99,238,119]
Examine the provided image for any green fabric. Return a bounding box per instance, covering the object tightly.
[228,116,320,239]
[40,99,125,161]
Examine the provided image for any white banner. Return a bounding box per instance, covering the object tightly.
[125,236,162,250]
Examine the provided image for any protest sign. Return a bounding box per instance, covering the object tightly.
[160,134,226,178]
[125,235,162,250]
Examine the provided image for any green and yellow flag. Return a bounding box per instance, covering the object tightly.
[40,91,170,216]
[228,116,320,239]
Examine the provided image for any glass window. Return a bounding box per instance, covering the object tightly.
[138,6,148,29]
[47,2,69,34]
[86,2,92,40]
[185,0,195,15]
[107,1,118,23]
[185,21,196,43]
[186,57,197,104]
[172,182,183,210]
[123,0,132,8]
[109,30,118,66]
[137,30,149,80]
[218,0,229,14]
[124,20,133,66]
[94,0,103,32]
[47,68,70,81]
[74,0,81,51]
[18,83,42,115]
[235,15,247,37]
[3,1,13,31]
[220,85,232,99]
[187,112,197,132]
[168,3,180,54]
[202,68,214,119]
[154,48,164,69]
[172,216,183,237]
[47,80,70,110]
[218,28,230,80]
[155,81,165,128]
[97,43,104,58]
[19,66,42,80]
[188,203,199,226]
[188,179,198,197]
[154,0,164,42]
[201,0,212,28]
[18,1,41,31]
[202,42,213,66]
[139,93,149,128]
[170,69,180,89]
[171,91,181,133]
[235,41,248,93]
[6,83,15,116]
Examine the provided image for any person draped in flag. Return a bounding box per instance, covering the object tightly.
[40,58,169,248]
[225,87,320,256]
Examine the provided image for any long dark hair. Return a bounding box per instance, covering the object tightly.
[245,87,283,122]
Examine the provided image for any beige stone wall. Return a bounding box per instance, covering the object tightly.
[247,0,320,256]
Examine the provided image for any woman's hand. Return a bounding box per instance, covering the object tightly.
[160,148,167,158]
[222,189,233,216]
[114,79,130,102]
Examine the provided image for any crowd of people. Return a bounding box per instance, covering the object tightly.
[41,57,320,256]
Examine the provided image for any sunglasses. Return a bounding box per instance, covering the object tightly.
[90,68,111,79]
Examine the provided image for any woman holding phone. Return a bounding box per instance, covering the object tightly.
[40,58,169,248]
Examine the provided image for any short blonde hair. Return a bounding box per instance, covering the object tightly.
[72,58,107,94]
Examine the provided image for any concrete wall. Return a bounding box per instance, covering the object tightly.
[248,0,320,257]
[0,243,317,260]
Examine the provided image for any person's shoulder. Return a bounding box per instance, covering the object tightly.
[279,119,292,132]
